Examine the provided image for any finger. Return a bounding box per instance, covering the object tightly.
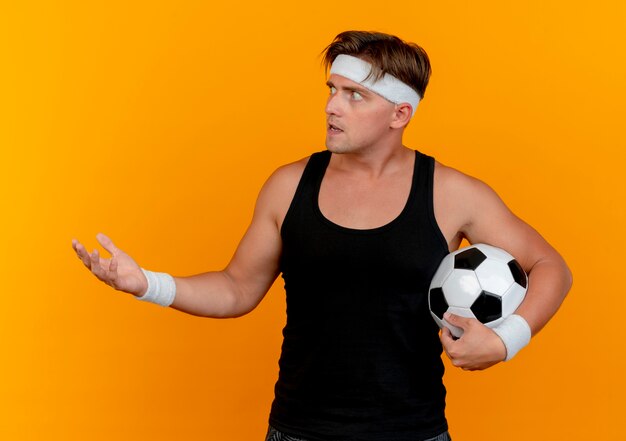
[72,239,82,255]
[444,312,473,330]
[96,232,118,255]
[107,256,120,288]
[90,249,106,279]
[71,239,81,258]
[110,255,118,273]
[440,326,455,349]
[75,242,92,269]
[440,326,451,339]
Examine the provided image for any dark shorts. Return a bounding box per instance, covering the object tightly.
[265,425,452,441]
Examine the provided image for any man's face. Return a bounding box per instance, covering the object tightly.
[325,74,397,154]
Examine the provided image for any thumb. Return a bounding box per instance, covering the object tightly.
[440,325,455,346]
[444,312,472,330]
[96,232,119,255]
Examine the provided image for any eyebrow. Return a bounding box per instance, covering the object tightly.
[326,80,370,95]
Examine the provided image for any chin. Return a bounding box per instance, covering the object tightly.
[325,141,353,154]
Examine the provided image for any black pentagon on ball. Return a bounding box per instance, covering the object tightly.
[429,287,448,320]
[470,291,502,323]
[507,259,527,288]
[454,247,487,270]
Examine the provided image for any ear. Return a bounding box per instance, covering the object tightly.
[389,102,413,129]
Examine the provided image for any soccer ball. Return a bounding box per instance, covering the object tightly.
[428,243,528,338]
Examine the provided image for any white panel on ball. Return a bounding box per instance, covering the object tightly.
[501,283,527,317]
[474,259,514,295]
[442,269,481,308]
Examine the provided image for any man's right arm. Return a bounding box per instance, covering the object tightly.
[72,158,307,318]
[171,165,290,318]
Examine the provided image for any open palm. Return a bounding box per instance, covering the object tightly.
[72,233,147,296]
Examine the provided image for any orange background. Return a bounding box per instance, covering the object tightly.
[1,1,625,440]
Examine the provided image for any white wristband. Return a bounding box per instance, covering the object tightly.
[493,314,532,361]
[136,269,176,307]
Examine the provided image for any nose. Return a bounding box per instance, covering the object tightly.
[325,91,341,116]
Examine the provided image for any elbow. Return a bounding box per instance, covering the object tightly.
[533,253,573,301]
[198,271,256,319]
[547,250,574,299]
[225,301,256,319]
[565,264,574,294]
[216,278,259,319]
[558,257,574,300]
[211,291,256,319]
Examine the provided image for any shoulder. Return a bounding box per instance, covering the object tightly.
[433,159,510,233]
[254,155,311,227]
[433,160,565,275]
[261,155,310,199]
[268,156,310,185]
[434,160,504,208]
[434,159,492,194]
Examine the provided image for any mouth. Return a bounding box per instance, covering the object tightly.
[327,122,343,133]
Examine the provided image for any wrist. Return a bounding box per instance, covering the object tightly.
[492,314,531,361]
[136,269,176,307]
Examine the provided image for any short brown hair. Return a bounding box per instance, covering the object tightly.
[321,30,431,99]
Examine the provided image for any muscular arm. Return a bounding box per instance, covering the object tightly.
[170,178,282,318]
[73,159,306,319]
[458,174,573,336]
[171,161,305,318]
[436,165,573,369]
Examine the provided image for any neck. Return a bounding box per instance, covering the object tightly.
[329,143,413,179]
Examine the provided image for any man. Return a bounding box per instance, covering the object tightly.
[72,31,572,441]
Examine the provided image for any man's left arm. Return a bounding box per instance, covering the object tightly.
[440,172,573,370]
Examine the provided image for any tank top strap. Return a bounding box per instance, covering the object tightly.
[410,150,449,252]
[280,150,331,238]
[299,150,331,199]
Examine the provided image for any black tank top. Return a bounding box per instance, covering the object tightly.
[270,150,450,441]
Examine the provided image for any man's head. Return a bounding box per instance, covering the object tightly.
[321,31,431,154]
[322,31,431,104]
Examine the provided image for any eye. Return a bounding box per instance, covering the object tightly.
[351,91,363,101]
[329,86,337,95]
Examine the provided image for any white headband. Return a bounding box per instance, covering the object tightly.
[329,54,421,117]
